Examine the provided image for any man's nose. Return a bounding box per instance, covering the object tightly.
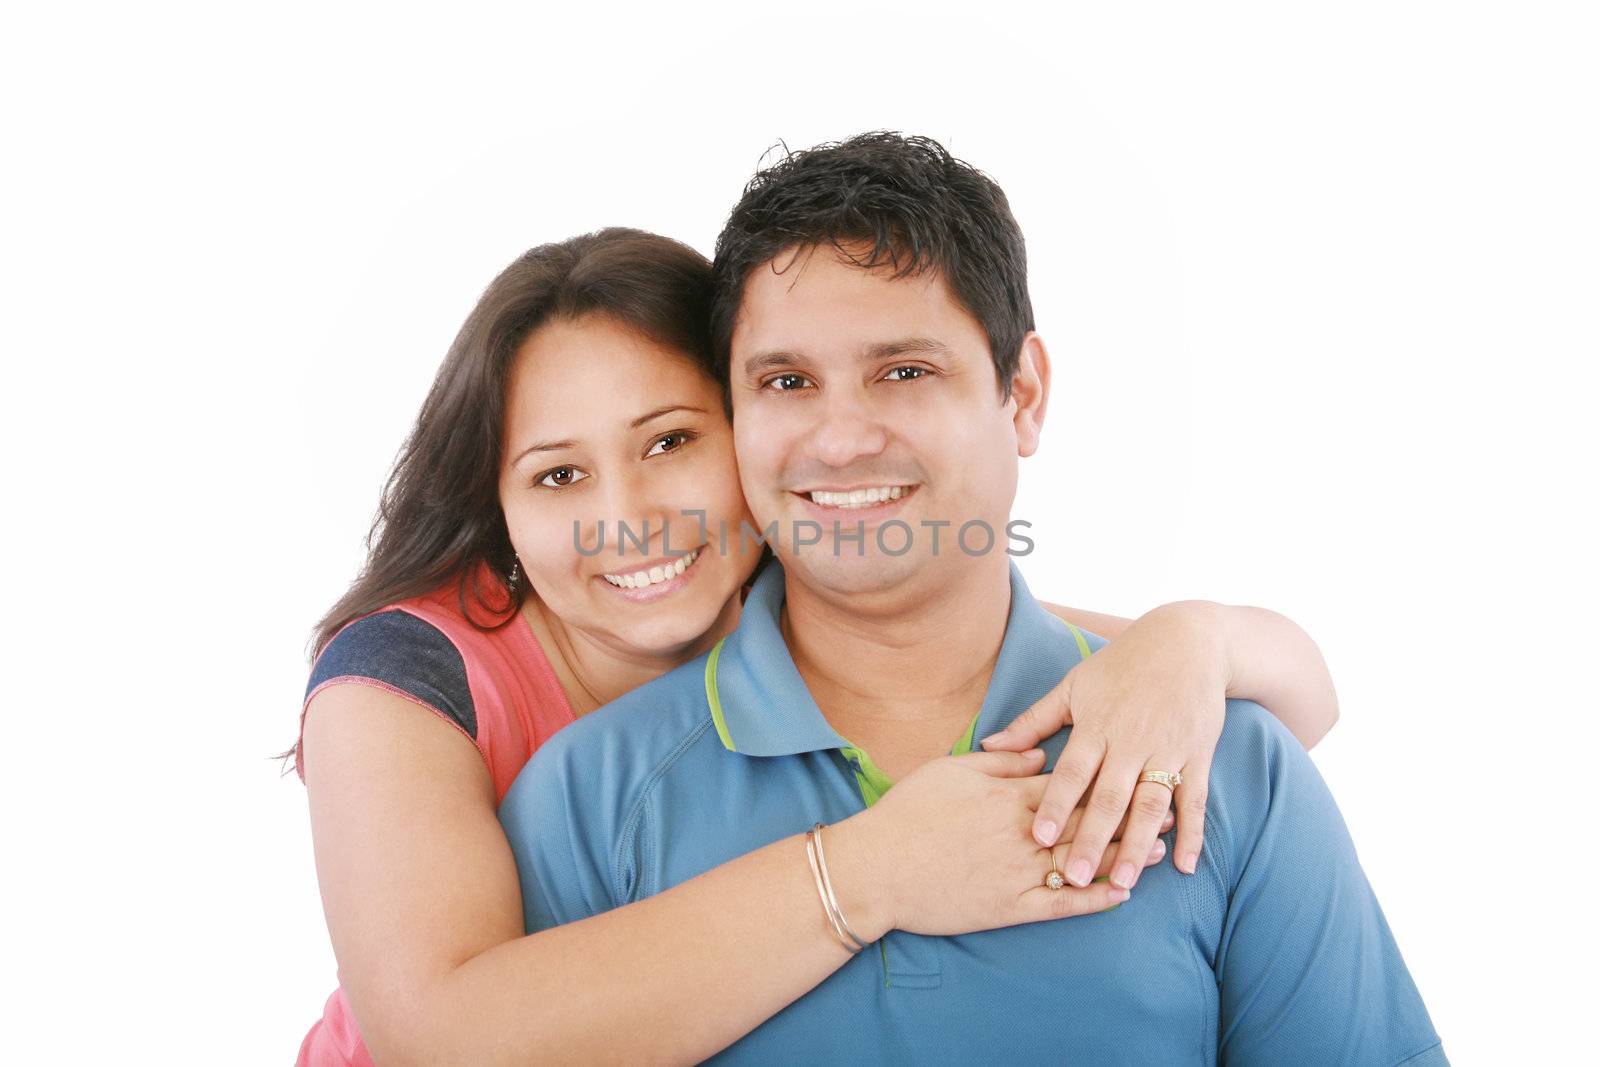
[807,386,889,469]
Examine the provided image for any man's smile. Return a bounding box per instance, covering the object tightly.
[800,484,916,510]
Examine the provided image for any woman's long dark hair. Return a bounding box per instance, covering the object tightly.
[308,228,716,659]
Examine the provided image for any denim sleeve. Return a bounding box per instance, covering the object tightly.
[499,729,624,933]
[1212,700,1447,1066]
[306,610,476,738]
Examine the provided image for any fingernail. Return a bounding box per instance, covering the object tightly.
[1111,863,1136,889]
[1067,859,1093,887]
[1033,820,1058,847]
[1180,851,1197,874]
[1108,887,1131,905]
[1148,840,1167,863]
[979,734,999,749]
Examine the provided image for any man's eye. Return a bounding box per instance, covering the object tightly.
[884,366,927,382]
[538,466,588,489]
[645,431,695,457]
[766,373,812,392]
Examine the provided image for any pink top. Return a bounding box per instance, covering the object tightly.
[294,567,576,1066]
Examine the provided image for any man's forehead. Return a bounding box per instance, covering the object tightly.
[732,243,980,358]
[744,241,947,300]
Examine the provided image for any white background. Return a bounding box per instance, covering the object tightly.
[4,2,1595,1062]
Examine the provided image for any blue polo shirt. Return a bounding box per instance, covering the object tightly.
[500,560,1446,1065]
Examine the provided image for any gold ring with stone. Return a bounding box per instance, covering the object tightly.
[1044,855,1066,890]
[1138,769,1183,792]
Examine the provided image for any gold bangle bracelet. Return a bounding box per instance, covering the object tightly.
[809,822,869,952]
[805,827,863,952]
[803,828,856,951]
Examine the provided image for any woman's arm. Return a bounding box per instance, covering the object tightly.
[1039,600,1340,748]
[985,599,1339,905]
[303,686,1153,1067]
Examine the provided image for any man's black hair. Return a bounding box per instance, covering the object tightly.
[710,131,1035,399]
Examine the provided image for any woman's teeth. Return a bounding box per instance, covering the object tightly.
[602,548,701,590]
[807,485,908,509]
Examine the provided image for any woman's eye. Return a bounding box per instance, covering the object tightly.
[645,431,695,457]
[766,372,812,392]
[538,466,588,489]
[884,365,927,382]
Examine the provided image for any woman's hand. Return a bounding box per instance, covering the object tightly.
[980,602,1228,892]
[825,749,1172,940]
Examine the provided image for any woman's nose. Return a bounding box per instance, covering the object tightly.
[602,468,680,554]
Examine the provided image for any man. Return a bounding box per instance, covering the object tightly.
[499,133,1445,1064]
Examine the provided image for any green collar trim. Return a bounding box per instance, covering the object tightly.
[840,711,982,808]
[1066,621,1092,660]
[705,637,735,751]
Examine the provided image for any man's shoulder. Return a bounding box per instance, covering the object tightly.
[1200,697,1353,888]
[506,649,719,803]
[498,649,731,921]
[1212,696,1312,788]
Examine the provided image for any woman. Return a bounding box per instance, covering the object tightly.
[297,229,1339,1065]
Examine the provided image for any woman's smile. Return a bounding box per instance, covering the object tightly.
[598,544,708,603]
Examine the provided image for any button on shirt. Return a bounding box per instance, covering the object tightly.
[499,560,1446,1065]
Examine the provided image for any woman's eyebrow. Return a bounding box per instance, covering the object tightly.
[510,439,577,466]
[629,404,707,428]
[511,406,707,466]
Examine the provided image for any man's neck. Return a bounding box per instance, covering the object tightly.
[779,556,1013,781]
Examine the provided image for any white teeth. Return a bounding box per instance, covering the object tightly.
[807,485,907,509]
[603,548,700,590]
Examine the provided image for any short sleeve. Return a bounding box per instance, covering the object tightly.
[306,610,477,738]
[1211,700,1446,1065]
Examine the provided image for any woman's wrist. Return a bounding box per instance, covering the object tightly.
[809,812,896,945]
[1150,599,1234,696]
[1178,602,1340,746]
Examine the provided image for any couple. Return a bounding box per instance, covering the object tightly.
[297,133,1443,1064]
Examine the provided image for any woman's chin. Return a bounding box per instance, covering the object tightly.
[612,614,724,663]
[590,582,737,663]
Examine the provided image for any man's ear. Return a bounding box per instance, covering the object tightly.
[1008,332,1050,457]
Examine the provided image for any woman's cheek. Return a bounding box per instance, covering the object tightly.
[692,437,753,524]
[508,496,588,566]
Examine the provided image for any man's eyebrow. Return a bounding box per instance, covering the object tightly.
[509,406,707,466]
[863,336,951,361]
[742,350,805,377]
[742,337,951,378]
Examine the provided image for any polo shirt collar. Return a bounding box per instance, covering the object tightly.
[706,557,1088,757]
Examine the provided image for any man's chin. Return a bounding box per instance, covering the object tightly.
[779,549,928,600]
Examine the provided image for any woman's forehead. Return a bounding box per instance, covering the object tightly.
[504,317,725,441]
